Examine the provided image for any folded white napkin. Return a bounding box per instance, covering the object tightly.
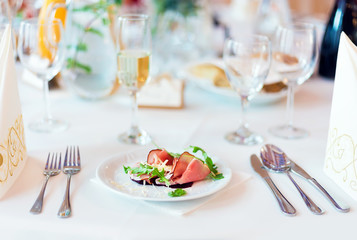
[140,171,251,215]
[0,25,27,199]
[93,171,251,216]
[324,32,357,201]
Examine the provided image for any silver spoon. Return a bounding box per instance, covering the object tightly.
[260,144,324,215]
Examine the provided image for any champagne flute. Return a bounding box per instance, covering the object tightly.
[18,18,67,132]
[223,35,271,145]
[269,23,317,139]
[116,14,151,145]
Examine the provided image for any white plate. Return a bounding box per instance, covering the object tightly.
[96,150,232,202]
[181,58,287,104]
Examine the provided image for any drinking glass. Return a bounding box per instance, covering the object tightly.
[116,14,151,145]
[223,35,271,145]
[269,23,317,139]
[7,0,22,19]
[18,18,67,132]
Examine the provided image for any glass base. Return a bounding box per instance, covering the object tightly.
[29,119,68,133]
[225,127,263,145]
[269,125,308,139]
[118,127,151,145]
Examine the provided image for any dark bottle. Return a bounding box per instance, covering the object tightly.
[318,0,357,79]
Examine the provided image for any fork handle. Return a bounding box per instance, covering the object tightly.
[57,174,72,218]
[30,175,50,214]
[286,172,324,215]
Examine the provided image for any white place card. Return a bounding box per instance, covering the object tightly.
[324,32,357,201]
[0,25,27,199]
[138,75,184,109]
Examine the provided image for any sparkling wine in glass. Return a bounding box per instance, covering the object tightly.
[18,18,67,132]
[269,23,317,139]
[223,35,271,145]
[116,14,151,145]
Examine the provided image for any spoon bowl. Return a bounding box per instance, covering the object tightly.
[260,144,290,172]
[260,144,324,215]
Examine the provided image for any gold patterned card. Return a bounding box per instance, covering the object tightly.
[324,32,357,201]
[0,25,27,199]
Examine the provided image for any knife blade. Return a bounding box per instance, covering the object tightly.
[290,160,313,180]
[289,159,350,213]
[250,154,296,216]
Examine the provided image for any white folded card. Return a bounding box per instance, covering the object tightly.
[325,32,357,201]
[0,25,27,199]
[138,75,184,109]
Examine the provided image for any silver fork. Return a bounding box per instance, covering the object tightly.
[57,146,81,218]
[30,153,61,214]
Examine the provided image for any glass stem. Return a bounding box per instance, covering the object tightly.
[286,81,296,128]
[240,95,249,130]
[43,80,52,123]
[130,91,139,130]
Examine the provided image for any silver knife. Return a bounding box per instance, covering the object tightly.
[250,154,296,216]
[290,160,350,213]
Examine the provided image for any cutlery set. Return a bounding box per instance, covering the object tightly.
[251,144,349,216]
[30,146,81,218]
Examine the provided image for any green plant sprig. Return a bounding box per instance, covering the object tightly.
[124,163,170,186]
[188,146,224,180]
[168,188,186,197]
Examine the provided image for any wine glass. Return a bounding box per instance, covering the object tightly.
[18,18,67,132]
[269,23,317,139]
[7,0,23,19]
[223,35,271,145]
[116,14,151,145]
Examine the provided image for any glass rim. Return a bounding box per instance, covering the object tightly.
[225,34,270,46]
[20,18,63,26]
[118,14,149,21]
[281,22,316,31]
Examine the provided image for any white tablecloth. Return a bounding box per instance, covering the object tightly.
[1,75,354,240]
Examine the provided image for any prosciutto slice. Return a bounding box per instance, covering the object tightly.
[132,149,211,186]
[147,149,175,165]
[171,152,210,184]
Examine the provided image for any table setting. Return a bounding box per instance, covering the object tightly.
[1,0,357,239]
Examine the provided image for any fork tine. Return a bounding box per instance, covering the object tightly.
[72,146,77,166]
[45,153,50,170]
[76,146,81,167]
[64,147,69,167]
[58,153,62,170]
[68,146,73,166]
[53,153,57,169]
[50,153,55,169]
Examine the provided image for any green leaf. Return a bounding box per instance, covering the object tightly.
[188,146,224,180]
[153,0,200,17]
[85,27,104,37]
[102,17,111,26]
[66,58,92,74]
[123,163,170,186]
[168,188,186,197]
[151,141,181,159]
[114,0,122,5]
[151,167,170,186]
[168,151,181,158]
[76,43,88,51]
[123,165,131,174]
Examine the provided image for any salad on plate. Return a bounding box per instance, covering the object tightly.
[123,146,224,197]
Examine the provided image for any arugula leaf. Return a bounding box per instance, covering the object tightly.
[151,141,181,159]
[123,163,170,186]
[188,146,224,180]
[167,151,181,158]
[168,188,186,197]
